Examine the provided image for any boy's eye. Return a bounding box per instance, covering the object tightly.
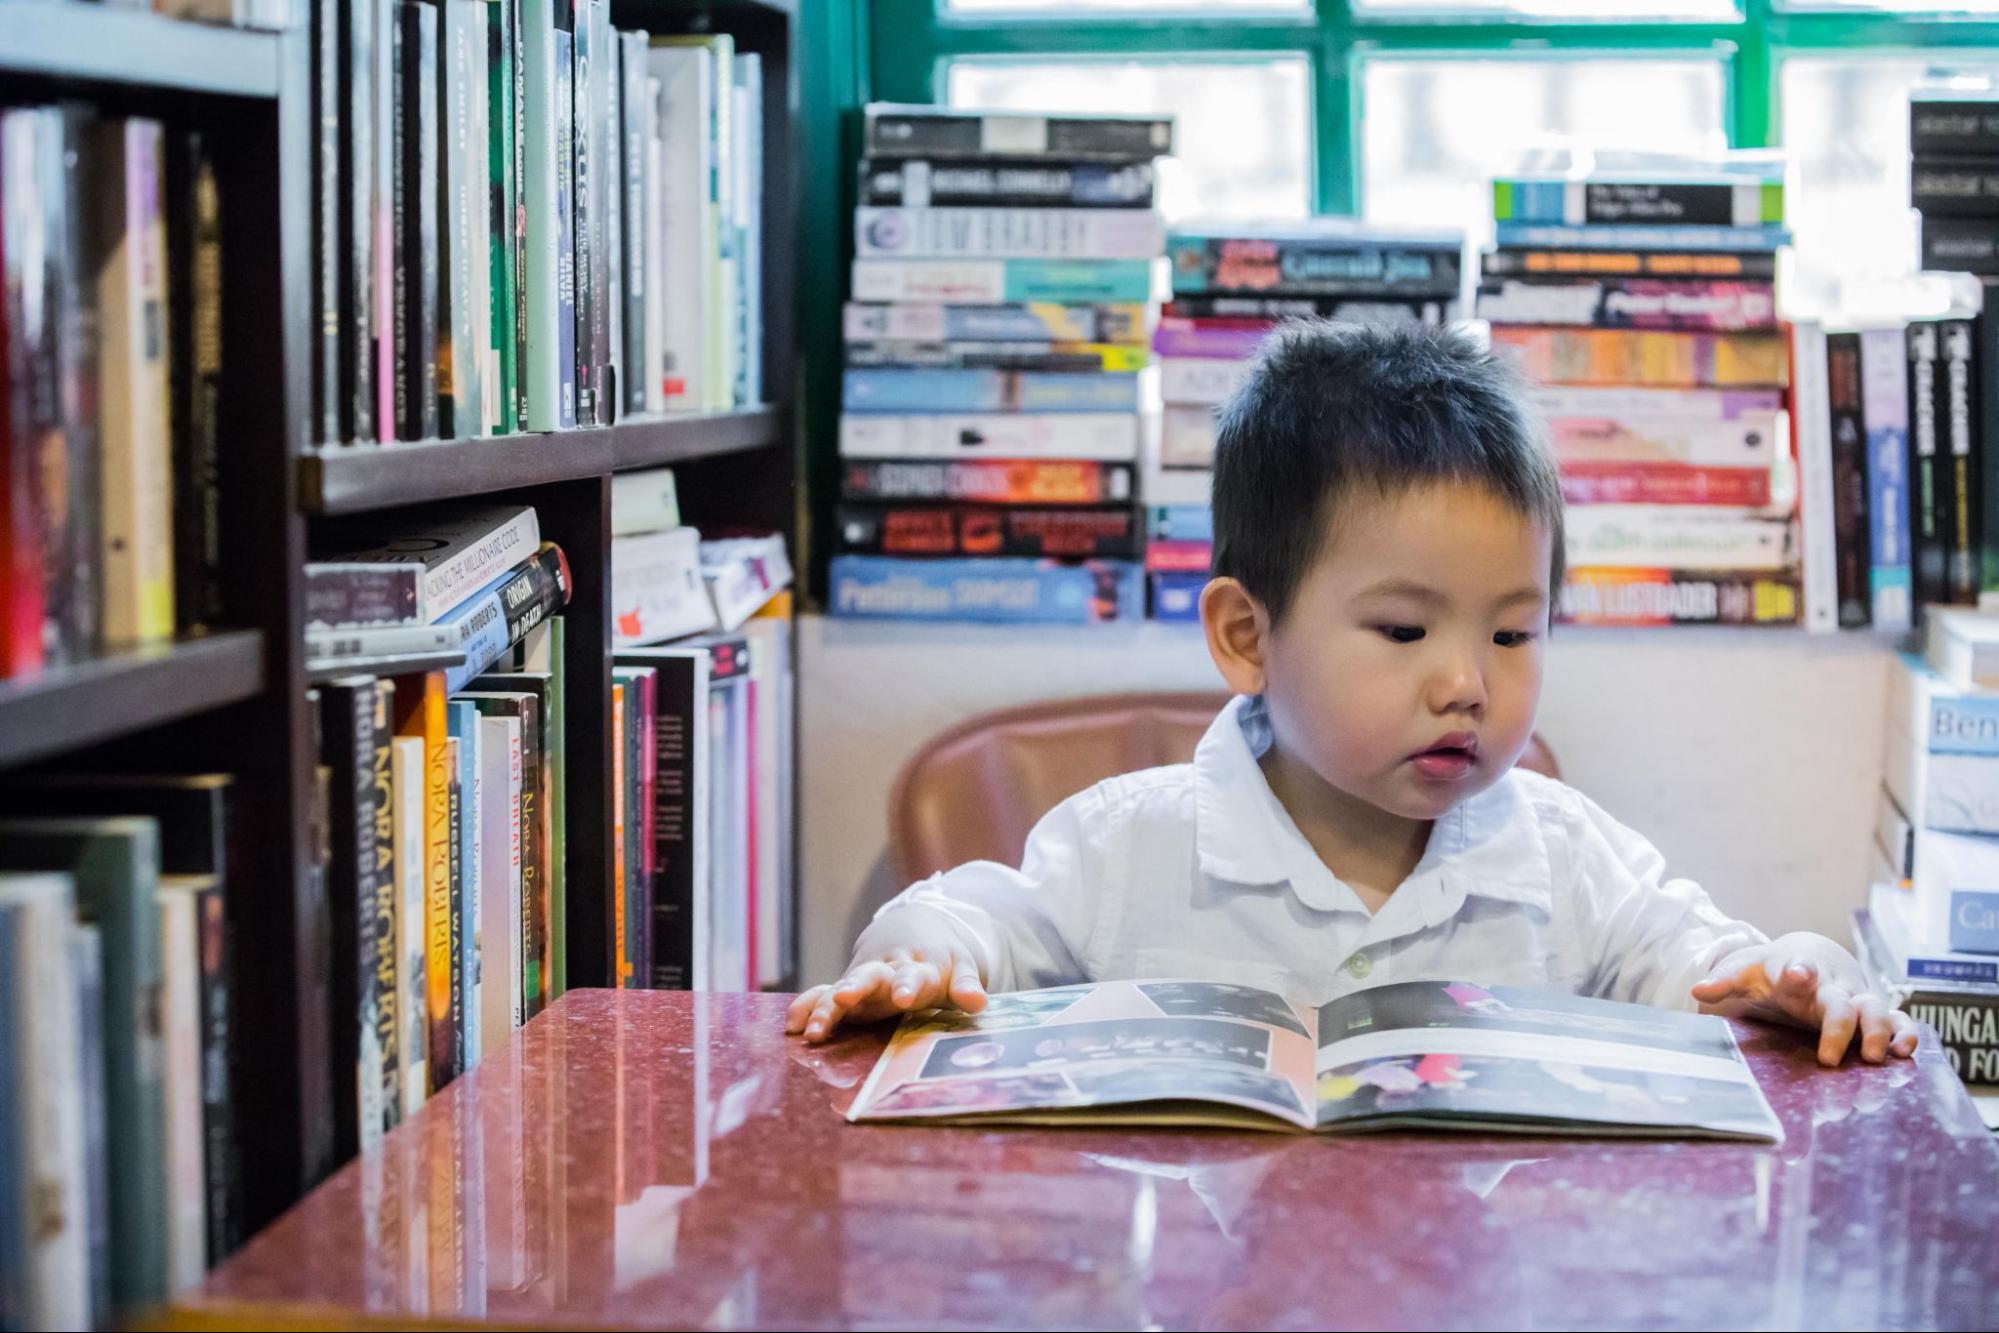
[1377,625,1425,644]
[1494,631,1537,648]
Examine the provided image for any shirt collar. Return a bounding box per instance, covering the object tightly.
[1192,695,1554,922]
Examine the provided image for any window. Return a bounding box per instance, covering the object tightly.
[945,57,1314,221]
[1360,55,1730,248]
[1780,53,1999,316]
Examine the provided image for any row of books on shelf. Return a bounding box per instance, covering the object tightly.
[71,0,297,29]
[1,107,229,677]
[308,0,763,448]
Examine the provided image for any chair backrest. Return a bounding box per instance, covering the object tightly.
[887,691,1561,884]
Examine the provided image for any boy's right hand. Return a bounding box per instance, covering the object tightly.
[785,944,988,1044]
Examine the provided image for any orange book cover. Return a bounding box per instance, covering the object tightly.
[612,680,629,988]
[395,671,454,1089]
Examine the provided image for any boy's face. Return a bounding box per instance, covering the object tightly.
[1257,480,1552,823]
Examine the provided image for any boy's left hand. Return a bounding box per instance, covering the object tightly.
[1690,940,1919,1067]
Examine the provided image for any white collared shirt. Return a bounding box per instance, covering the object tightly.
[860,695,1767,1012]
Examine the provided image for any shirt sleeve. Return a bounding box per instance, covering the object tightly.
[1558,787,1769,1011]
[851,784,1107,993]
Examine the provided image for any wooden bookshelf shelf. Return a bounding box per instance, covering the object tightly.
[300,407,785,515]
[0,3,283,100]
[0,630,266,769]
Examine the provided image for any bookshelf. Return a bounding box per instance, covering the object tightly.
[0,0,801,1254]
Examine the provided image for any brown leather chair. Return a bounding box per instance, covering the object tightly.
[888,692,1561,884]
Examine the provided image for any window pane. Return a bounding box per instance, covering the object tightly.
[1355,0,1737,19]
[1360,56,1728,248]
[948,0,1305,11]
[1781,55,1999,319]
[945,58,1313,222]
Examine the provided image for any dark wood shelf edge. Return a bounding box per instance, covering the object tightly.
[301,407,784,514]
[0,630,268,769]
[0,3,283,100]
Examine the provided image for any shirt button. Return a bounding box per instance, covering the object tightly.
[1345,952,1373,980]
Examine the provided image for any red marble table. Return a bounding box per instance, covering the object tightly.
[175,990,1999,1331]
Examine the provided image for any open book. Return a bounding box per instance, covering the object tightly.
[848,979,1784,1142]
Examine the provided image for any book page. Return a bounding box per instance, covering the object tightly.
[1311,981,1783,1142]
[848,980,1319,1130]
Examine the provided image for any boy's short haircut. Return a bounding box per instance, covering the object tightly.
[1210,319,1565,624]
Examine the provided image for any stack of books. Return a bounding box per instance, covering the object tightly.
[1148,220,1465,622]
[1912,88,1999,280]
[1479,161,1801,628]
[830,103,1173,624]
[2,108,230,677]
[306,0,763,446]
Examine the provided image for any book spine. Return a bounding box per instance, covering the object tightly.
[1492,221,1790,252]
[589,0,615,424]
[391,6,411,439]
[835,503,1142,559]
[547,620,566,996]
[1164,237,1461,297]
[635,669,657,985]
[304,565,426,628]
[443,733,466,1075]
[0,114,48,677]
[11,887,91,1329]
[620,32,648,417]
[569,3,594,425]
[842,368,1144,414]
[1530,385,1786,420]
[1476,277,1779,332]
[1160,405,1216,467]
[409,1,441,440]
[366,681,400,1140]
[1152,318,1275,360]
[1159,358,1249,407]
[167,134,224,632]
[845,342,1149,374]
[850,257,1157,305]
[441,543,573,692]
[515,696,544,1015]
[1861,326,1914,631]
[53,109,101,664]
[1544,412,1781,468]
[830,555,1145,623]
[610,680,627,984]
[1561,508,1793,571]
[844,300,1148,344]
[1910,156,1999,217]
[519,0,560,430]
[1983,294,1999,600]
[319,681,375,1161]
[620,677,642,985]
[859,158,1157,209]
[300,695,335,1187]
[1943,318,1981,604]
[735,52,763,409]
[373,0,396,440]
[864,107,1173,162]
[406,504,540,616]
[1920,216,1999,275]
[1827,331,1873,627]
[855,206,1166,261]
[1909,321,1949,611]
[646,656,699,988]
[454,702,482,1069]
[841,458,1136,505]
[601,6,624,420]
[489,0,519,434]
[1164,294,1453,322]
[1483,247,1776,280]
[441,0,483,439]
[510,0,529,430]
[1556,568,1803,627]
[389,737,428,1121]
[312,0,342,443]
[1557,463,1774,507]
[553,22,577,428]
[1489,326,1791,389]
[1911,100,1999,155]
[306,623,457,660]
[1145,538,1215,574]
[656,44,713,411]
[1493,177,1781,227]
[331,2,373,441]
[1150,570,1206,622]
[838,412,1140,461]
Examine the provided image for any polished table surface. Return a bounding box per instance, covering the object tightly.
[177,989,1999,1331]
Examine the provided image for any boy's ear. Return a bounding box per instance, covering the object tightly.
[1200,576,1271,697]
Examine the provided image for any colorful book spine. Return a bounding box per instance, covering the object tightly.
[1491,178,1782,227]
[1149,570,1205,623]
[1908,320,1949,611]
[1147,503,1213,543]
[389,736,428,1120]
[569,0,596,426]
[1165,237,1461,297]
[166,131,224,633]
[1164,294,1457,323]
[1482,247,1776,280]
[364,680,399,1141]
[1827,331,1873,627]
[841,458,1136,505]
[1556,568,1803,627]
[1562,506,1794,571]
[851,257,1158,305]
[1530,385,1785,420]
[393,673,454,1091]
[609,679,628,985]
[860,158,1157,209]
[1492,221,1790,252]
[448,703,481,1071]
[843,300,1148,345]
[839,411,1140,461]
[443,0,490,439]
[836,504,1141,559]
[519,0,561,430]
[1475,277,1778,332]
[620,30,649,417]
[845,341,1148,374]
[1152,318,1276,361]
[830,556,1145,624]
[863,105,1174,161]
[842,368,1145,414]
[552,20,578,428]
[1860,326,1914,632]
[1145,538,1215,574]
[489,0,519,433]
[854,206,1166,260]
[439,542,573,692]
[317,680,381,1160]
[1543,412,1781,469]
[311,0,342,443]
[1558,463,1774,508]
[1941,318,1981,605]
[1489,326,1790,389]
[395,0,441,440]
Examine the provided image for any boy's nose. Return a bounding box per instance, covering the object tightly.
[1427,654,1487,715]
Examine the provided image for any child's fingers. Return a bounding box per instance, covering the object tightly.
[1776,958,1819,998]
[1817,988,1859,1067]
[802,989,851,1044]
[786,985,832,1034]
[1855,994,1895,1063]
[947,948,987,1012]
[891,958,946,1009]
[832,961,898,1007]
[1889,1010,1920,1058]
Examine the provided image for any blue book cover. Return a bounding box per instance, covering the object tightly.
[830,556,1143,624]
[447,703,483,1069]
[1860,327,1913,631]
[553,27,577,429]
[1147,504,1213,543]
[1492,221,1791,253]
[843,368,1143,414]
[1150,570,1206,623]
[439,576,517,692]
[853,258,1158,304]
[1951,890,1999,955]
[993,260,1156,304]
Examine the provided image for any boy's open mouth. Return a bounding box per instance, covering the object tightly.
[1410,733,1479,781]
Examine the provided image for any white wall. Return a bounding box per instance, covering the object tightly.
[797,613,1899,985]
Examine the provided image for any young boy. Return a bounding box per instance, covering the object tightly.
[789,321,1918,1069]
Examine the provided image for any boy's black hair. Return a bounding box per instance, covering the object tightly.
[1210,319,1565,624]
